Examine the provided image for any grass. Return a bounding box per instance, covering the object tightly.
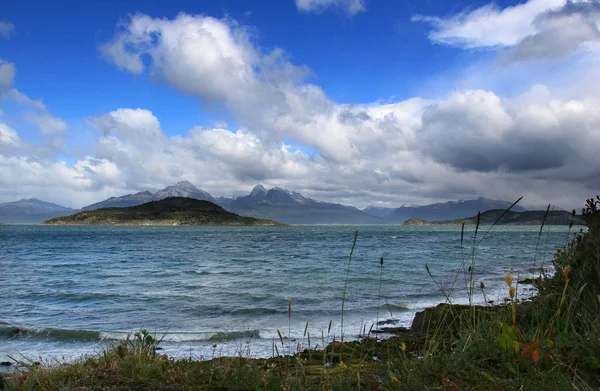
[4,196,600,390]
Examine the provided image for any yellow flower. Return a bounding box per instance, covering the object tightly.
[562,266,571,277]
[509,286,515,298]
[505,273,513,287]
[400,342,406,352]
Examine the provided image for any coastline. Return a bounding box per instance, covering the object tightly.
[42,220,286,227]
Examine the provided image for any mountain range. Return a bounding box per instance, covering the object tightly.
[0,181,541,225]
[363,198,527,223]
[224,185,381,224]
[403,209,583,226]
[81,181,216,210]
[0,198,76,224]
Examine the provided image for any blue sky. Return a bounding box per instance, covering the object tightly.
[1,0,490,132]
[0,0,599,209]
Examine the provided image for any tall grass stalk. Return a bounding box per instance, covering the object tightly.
[375,256,384,337]
[468,197,524,307]
[467,211,481,309]
[539,205,555,279]
[530,204,551,299]
[288,300,292,356]
[340,230,358,343]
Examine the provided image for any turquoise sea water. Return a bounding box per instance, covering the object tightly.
[0,225,581,362]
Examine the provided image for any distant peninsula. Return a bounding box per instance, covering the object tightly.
[403,209,585,226]
[43,197,284,226]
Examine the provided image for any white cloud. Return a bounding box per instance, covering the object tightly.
[413,0,565,48]
[25,112,68,135]
[0,60,16,94]
[414,0,600,63]
[1,84,599,210]
[99,14,359,161]
[419,89,600,177]
[501,1,600,63]
[0,123,20,148]
[0,60,73,160]
[85,107,320,191]
[100,13,258,93]
[295,0,365,15]
[89,108,162,140]
[0,21,14,39]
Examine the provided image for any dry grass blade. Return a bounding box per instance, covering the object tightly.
[376,256,384,336]
[475,196,523,248]
[340,231,358,342]
[531,204,551,295]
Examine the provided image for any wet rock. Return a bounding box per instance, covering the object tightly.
[371,326,410,334]
[520,278,540,285]
[410,303,469,335]
[376,318,399,326]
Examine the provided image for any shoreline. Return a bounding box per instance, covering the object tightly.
[0,278,541,363]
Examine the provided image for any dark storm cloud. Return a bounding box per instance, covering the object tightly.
[502,0,600,63]
[417,90,597,175]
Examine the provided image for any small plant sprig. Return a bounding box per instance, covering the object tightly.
[505,274,517,328]
[122,329,163,357]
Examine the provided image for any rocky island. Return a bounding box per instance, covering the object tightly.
[43,197,284,226]
[403,209,584,226]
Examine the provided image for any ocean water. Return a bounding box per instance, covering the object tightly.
[0,225,580,363]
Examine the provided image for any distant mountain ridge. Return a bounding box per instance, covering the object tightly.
[378,197,527,224]
[0,198,76,224]
[227,185,381,224]
[403,209,584,226]
[82,181,215,210]
[362,206,396,219]
[2,182,540,225]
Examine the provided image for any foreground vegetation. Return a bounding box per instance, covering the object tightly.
[4,196,600,390]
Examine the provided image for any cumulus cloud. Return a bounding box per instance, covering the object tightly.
[0,21,14,39]
[414,0,600,63]
[83,107,321,193]
[295,0,365,15]
[502,0,600,63]
[419,89,600,178]
[99,13,364,161]
[412,0,564,48]
[89,108,162,140]
[1,87,599,210]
